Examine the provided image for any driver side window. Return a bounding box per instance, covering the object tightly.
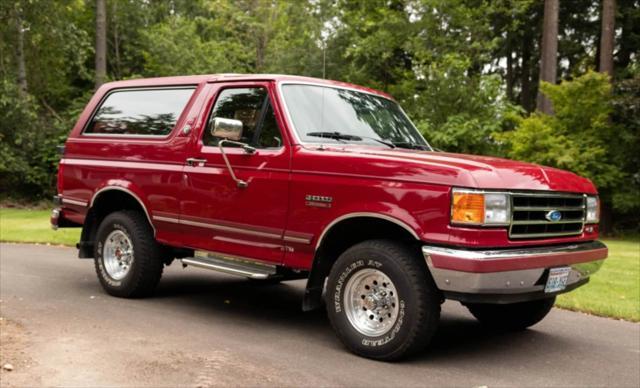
[203,87,282,148]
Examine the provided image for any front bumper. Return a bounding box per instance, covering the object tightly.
[423,241,607,304]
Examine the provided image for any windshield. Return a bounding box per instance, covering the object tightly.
[281,84,431,150]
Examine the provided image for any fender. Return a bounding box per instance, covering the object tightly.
[76,181,156,259]
[314,211,420,251]
[89,180,156,235]
[302,208,423,312]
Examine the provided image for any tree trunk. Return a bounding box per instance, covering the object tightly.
[520,27,534,112]
[112,0,121,79]
[16,12,28,95]
[256,34,266,72]
[95,0,107,89]
[536,0,559,114]
[599,0,616,78]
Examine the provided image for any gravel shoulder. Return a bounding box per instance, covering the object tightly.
[1,243,639,387]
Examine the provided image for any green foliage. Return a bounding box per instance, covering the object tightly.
[141,16,252,75]
[501,71,639,223]
[0,81,59,197]
[325,1,522,155]
[410,56,522,155]
[0,0,638,231]
[609,68,640,217]
[503,72,614,184]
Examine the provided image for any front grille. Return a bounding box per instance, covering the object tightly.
[509,193,586,239]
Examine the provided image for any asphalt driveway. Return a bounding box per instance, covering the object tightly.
[1,243,638,387]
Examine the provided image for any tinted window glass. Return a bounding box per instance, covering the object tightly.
[282,84,428,148]
[204,87,282,148]
[256,103,282,148]
[85,88,194,136]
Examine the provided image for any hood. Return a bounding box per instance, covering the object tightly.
[334,146,597,193]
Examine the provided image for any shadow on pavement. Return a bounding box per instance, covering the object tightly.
[138,270,570,363]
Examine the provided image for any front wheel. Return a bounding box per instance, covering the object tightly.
[325,240,441,361]
[466,297,556,331]
[94,210,164,298]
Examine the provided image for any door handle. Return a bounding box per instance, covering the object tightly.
[186,157,207,167]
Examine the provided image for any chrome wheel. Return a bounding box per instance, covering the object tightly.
[344,268,400,336]
[103,230,134,280]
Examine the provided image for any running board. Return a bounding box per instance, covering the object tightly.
[181,250,277,280]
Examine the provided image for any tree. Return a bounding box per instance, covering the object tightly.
[599,0,616,77]
[0,0,638,231]
[140,16,253,76]
[95,0,107,88]
[501,71,632,232]
[537,0,559,114]
[615,0,640,72]
[609,69,640,230]
[14,7,27,95]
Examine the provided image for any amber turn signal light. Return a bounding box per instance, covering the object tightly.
[452,192,485,224]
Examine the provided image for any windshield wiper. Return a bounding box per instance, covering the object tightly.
[307,131,359,141]
[307,131,395,149]
[391,141,431,151]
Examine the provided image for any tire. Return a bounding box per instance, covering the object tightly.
[466,297,556,331]
[325,239,441,361]
[94,210,164,298]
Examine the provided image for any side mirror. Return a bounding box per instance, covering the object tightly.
[211,117,243,141]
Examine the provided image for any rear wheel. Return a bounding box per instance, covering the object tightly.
[325,240,441,361]
[466,297,556,331]
[94,210,164,298]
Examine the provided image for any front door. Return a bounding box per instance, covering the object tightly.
[180,82,290,264]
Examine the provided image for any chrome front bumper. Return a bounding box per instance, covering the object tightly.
[422,241,608,303]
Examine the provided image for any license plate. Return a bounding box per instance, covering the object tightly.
[545,267,571,293]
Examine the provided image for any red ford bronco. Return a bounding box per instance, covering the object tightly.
[52,74,608,360]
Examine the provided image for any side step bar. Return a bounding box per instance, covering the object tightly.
[181,250,277,280]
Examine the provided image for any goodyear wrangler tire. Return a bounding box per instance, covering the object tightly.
[94,210,164,298]
[325,240,441,361]
[466,297,556,331]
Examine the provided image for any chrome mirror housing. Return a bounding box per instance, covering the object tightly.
[211,117,243,141]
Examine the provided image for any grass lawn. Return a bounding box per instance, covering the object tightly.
[557,238,640,322]
[1,207,638,321]
[0,208,80,247]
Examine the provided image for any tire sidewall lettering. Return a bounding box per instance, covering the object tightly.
[361,300,405,347]
[334,259,365,313]
[333,258,407,348]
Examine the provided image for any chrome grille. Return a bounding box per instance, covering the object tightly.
[509,193,586,239]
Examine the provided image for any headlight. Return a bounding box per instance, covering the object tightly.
[451,189,510,226]
[586,196,599,223]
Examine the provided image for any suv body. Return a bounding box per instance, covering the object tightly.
[52,74,607,360]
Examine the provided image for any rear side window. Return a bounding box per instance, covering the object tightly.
[84,87,195,136]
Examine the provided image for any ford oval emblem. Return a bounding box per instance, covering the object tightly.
[545,210,563,222]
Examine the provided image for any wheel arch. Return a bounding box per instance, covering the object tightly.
[303,212,423,311]
[79,184,155,258]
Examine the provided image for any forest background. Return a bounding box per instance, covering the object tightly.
[1,0,637,232]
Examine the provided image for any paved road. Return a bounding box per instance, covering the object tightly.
[0,243,638,387]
